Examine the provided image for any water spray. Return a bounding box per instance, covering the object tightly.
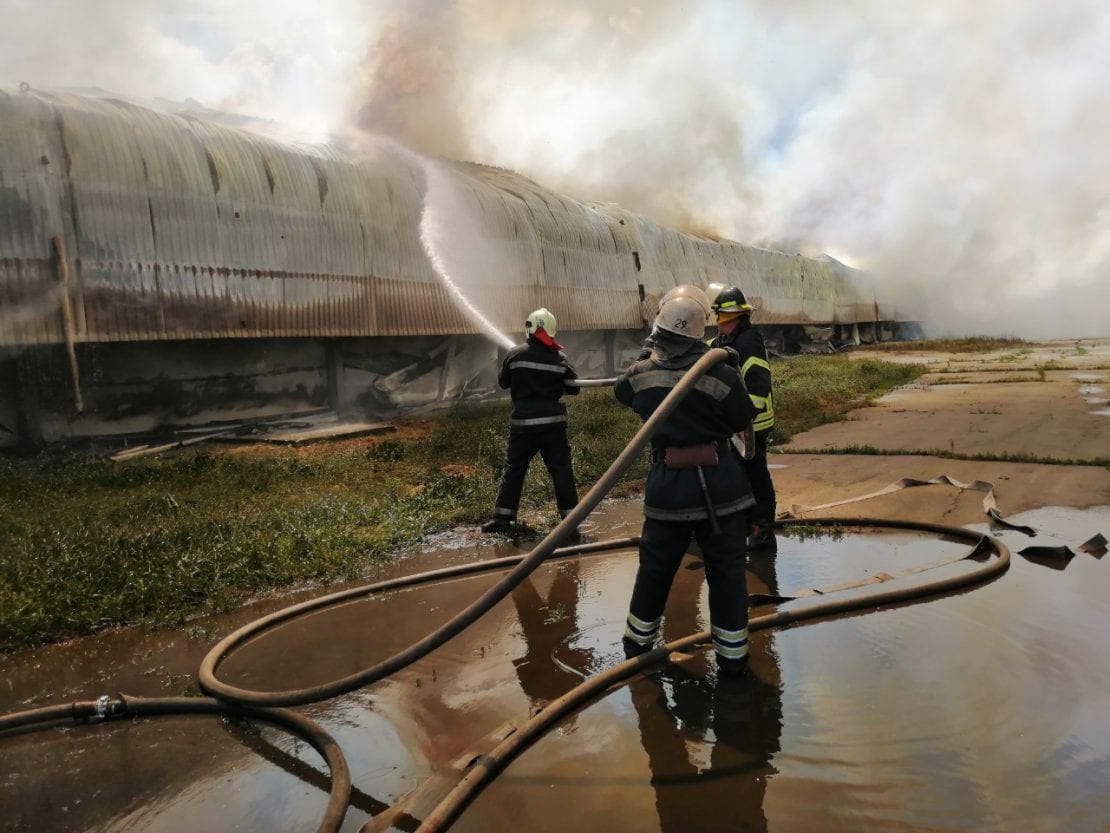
[418,160,516,352]
[372,136,516,351]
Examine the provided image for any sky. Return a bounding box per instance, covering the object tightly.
[1,0,1108,338]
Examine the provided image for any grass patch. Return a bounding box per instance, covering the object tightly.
[780,444,1110,468]
[0,353,921,650]
[928,376,1042,384]
[857,336,1026,353]
[771,355,925,443]
[0,393,643,650]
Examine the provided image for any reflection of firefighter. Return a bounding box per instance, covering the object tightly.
[615,286,757,677]
[707,285,777,550]
[481,308,580,535]
[510,561,593,708]
[629,553,783,833]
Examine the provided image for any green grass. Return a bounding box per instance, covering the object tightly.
[0,354,921,650]
[928,376,1043,385]
[779,444,1110,468]
[0,394,643,650]
[857,336,1026,353]
[771,355,925,443]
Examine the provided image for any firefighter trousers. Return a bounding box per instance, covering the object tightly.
[624,512,749,663]
[742,429,777,528]
[492,425,579,519]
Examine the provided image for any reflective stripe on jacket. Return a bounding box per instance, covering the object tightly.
[614,336,756,521]
[710,323,774,432]
[499,336,579,430]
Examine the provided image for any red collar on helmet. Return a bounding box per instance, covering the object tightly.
[531,328,563,351]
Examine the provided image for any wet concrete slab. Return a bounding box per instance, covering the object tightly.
[4,501,1110,833]
[787,378,1110,461]
[788,339,1110,466]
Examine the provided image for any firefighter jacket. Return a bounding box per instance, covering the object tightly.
[615,333,757,521]
[710,319,775,433]
[499,336,580,432]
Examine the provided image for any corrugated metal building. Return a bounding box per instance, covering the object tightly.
[0,87,915,447]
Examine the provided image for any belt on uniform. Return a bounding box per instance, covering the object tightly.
[650,441,728,467]
[510,414,566,427]
[651,441,729,534]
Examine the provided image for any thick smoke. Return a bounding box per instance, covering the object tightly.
[0,0,371,142]
[349,1,1110,339]
[2,1,1108,338]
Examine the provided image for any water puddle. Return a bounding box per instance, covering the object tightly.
[4,503,1110,833]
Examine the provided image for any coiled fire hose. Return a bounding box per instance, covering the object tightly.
[414,517,1010,833]
[1,351,1016,833]
[198,348,735,707]
[0,695,351,833]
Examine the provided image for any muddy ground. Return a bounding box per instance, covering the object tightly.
[775,338,1110,524]
[2,338,1109,833]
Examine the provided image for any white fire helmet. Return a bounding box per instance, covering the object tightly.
[658,284,712,316]
[655,291,707,339]
[525,307,557,338]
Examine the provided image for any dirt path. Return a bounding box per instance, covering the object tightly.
[772,338,1110,526]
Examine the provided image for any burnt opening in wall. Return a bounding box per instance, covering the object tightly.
[310,159,329,206]
[204,148,221,194]
[262,156,277,193]
[632,251,641,271]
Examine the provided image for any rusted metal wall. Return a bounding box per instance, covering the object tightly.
[0,87,912,350]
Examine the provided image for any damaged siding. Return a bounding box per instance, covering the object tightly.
[1,87,914,351]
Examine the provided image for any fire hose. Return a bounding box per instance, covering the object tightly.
[0,695,351,833]
[197,348,737,708]
[2,348,1017,833]
[414,518,1010,833]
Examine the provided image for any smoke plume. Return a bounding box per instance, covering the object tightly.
[348,1,1110,338]
[2,1,1108,337]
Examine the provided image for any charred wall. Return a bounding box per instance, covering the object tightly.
[0,329,655,449]
[0,87,919,448]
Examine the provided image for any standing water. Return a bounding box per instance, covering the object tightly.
[4,501,1110,833]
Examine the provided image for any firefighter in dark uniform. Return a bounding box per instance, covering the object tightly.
[708,285,778,550]
[481,307,580,534]
[615,286,758,677]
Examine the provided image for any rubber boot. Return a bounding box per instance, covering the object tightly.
[716,655,751,680]
[481,517,514,534]
[557,511,581,544]
[622,636,655,660]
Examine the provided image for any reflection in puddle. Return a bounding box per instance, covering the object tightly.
[5,505,1110,833]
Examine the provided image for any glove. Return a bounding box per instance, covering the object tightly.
[722,347,740,368]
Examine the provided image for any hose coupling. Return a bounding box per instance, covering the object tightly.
[94,694,113,720]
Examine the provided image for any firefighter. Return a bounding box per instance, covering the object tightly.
[615,287,757,677]
[708,284,778,550]
[636,284,711,360]
[481,308,580,534]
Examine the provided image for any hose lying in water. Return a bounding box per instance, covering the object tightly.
[0,694,351,833]
[198,349,733,708]
[413,517,1011,833]
[2,524,1007,833]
